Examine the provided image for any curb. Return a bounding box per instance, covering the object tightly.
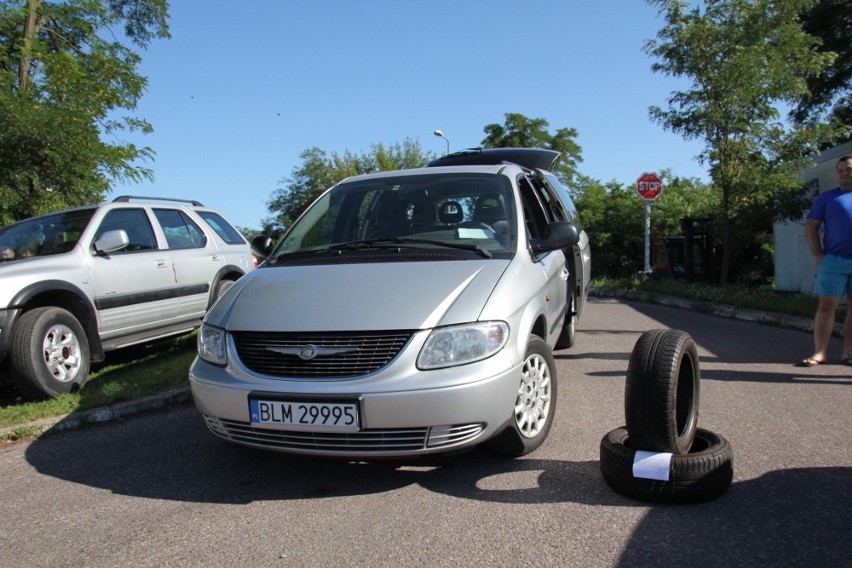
[0,388,191,441]
[591,289,827,334]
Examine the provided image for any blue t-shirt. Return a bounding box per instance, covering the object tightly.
[808,187,852,259]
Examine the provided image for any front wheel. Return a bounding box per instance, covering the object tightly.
[10,307,91,400]
[485,337,557,456]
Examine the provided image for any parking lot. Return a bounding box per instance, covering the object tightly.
[0,297,849,567]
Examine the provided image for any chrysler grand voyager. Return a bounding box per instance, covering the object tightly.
[190,148,591,457]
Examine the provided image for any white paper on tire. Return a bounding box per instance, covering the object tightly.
[633,451,673,481]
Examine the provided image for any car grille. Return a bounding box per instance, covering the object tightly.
[204,417,485,454]
[231,330,414,378]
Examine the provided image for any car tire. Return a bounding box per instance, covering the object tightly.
[599,426,733,503]
[10,307,91,400]
[624,328,700,454]
[485,336,557,457]
[213,279,234,304]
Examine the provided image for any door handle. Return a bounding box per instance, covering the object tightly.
[156,259,168,268]
[211,255,221,262]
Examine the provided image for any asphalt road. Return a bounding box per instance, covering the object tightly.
[1,298,849,567]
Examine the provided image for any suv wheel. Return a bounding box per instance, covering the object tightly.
[486,337,557,456]
[10,307,91,399]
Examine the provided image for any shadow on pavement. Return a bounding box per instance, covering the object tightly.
[24,405,850,566]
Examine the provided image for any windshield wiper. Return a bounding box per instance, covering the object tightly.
[320,238,492,258]
[395,237,492,258]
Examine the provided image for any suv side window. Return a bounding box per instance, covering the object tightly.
[154,209,207,249]
[94,209,158,253]
[197,211,247,245]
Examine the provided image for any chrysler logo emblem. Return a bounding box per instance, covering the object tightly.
[265,344,359,360]
[299,345,317,360]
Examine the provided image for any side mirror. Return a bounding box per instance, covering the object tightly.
[529,222,580,254]
[251,235,274,260]
[93,230,130,254]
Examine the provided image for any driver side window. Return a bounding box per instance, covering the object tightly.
[94,209,157,253]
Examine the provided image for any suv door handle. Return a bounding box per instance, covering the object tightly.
[211,255,221,262]
[156,259,168,268]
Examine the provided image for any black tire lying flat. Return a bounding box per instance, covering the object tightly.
[625,328,700,454]
[599,426,733,504]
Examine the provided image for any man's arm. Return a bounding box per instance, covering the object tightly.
[805,218,824,263]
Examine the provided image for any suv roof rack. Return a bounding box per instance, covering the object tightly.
[112,195,204,206]
[427,147,561,171]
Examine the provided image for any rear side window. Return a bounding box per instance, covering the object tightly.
[197,211,247,245]
[154,209,207,249]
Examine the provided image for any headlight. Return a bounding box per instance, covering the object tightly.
[417,321,509,369]
[198,323,227,366]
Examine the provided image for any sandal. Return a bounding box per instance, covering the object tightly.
[798,358,823,367]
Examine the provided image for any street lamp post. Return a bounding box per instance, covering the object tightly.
[433,130,449,155]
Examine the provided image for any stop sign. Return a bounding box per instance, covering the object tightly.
[636,172,663,201]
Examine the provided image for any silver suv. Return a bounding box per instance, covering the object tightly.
[190,148,591,458]
[0,196,256,399]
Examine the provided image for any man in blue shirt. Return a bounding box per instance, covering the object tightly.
[801,156,852,366]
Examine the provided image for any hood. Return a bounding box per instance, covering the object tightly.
[213,260,510,332]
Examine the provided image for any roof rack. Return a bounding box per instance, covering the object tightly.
[112,195,204,206]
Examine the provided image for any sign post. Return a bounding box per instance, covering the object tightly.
[636,172,664,274]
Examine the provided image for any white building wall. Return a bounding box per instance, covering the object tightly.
[774,141,852,293]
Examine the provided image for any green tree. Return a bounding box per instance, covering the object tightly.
[645,0,842,284]
[575,171,718,278]
[481,112,583,189]
[792,0,852,136]
[264,139,435,236]
[0,0,169,225]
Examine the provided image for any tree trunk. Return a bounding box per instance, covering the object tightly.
[18,0,42,93]
[719,185,732,286]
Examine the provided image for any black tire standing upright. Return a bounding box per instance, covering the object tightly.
[624,328,700,454]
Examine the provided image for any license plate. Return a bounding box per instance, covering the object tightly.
[249,399,360,432]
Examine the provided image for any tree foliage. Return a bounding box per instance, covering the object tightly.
[0,0,169,225]
[263,139,435,236]
[645,0,843,284]
[481,112,583,189]
[574,171,719,278]
[792,0,852,134]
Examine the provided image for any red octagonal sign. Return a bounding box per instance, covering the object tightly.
[636,172,663,201]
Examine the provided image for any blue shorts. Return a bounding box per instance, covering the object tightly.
[813,254,852,297]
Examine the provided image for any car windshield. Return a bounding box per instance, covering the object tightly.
[0,208,96,261]
[269,172,517,263]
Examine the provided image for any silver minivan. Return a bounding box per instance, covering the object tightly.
[190,149,591,457]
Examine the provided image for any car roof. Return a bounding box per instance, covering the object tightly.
[426,148,561,171]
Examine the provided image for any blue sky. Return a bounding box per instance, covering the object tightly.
[114,0,707,230]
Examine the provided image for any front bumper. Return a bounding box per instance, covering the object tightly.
[189,355,522,457]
